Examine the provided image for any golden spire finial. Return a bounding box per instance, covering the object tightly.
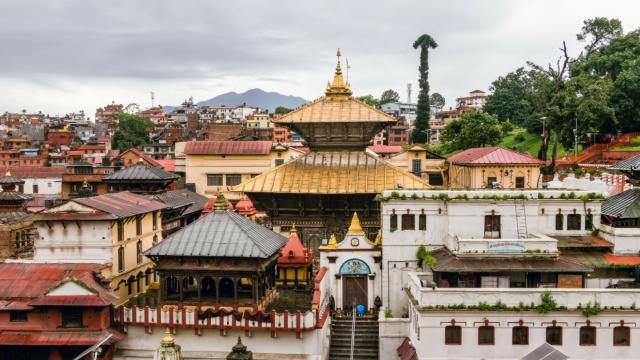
[160,328,175,346]
[337,48,341,57]
[5,169,10,177]
[326,49,352,98]
[327,234,337,249]
[291,224,297,234]
[347,212,363,234]
[374,233,382,246]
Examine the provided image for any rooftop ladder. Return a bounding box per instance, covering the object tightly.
[515,198,528,239]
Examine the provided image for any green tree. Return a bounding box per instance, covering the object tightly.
[110,113,154,151]
[576,17,623,59]
[412,34,438,143]
[379,89,400,104]
[440,110,502,151]
[274,106,290,114]
[430,92,445,112]
[483,68,538,126]
[357,94,380,106]
[501,120,514,136]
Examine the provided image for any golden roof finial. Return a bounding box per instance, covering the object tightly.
[5,170,10,177]
[374,233,382,246]
[326,49,352,98]
[347,212,363,234]
[327,234,337,249]
[291,224,297,233]
[160,328,175,346]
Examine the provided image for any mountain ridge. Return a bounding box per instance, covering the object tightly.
[162,88,308,114]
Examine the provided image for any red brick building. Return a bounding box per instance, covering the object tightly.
[273,123,292,143]
[0,263,122,360]
[47,131,77,149]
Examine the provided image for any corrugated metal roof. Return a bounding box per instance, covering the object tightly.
[0,263,102,299]
[0,174,25,184]
[272,97,397,124]
[602,188,640,219]
[168,189,209,215]
[609,153,640,170]
[144,192,194,210]
[233,150,432,194]
[431,248,591,272]
[447,147,544,165]
[0,192,31,201]
[184,141,273,155]
[145,209,288,259]
[368,145,403,154]
[0,328,124,346]
[32,211,117,221]
[521,343,568,360]
[102,162,178,182]
[73,192,169,218]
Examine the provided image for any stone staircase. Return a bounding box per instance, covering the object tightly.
[329,317,379,360]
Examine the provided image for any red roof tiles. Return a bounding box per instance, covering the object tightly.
[118,148,164,168]
[185,141,273,155]
[278,227,313,267]
[73,191,169,218]
[0,328,124,346]
[155,159,175,172]
[447,147,545,165]
[0,166,68,178]
[0,263,102,299]
[368,145,404,154]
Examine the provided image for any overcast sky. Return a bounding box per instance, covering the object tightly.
[1,1,639,118]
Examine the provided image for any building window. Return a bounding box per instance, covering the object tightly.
[580,326,596,345]
[275,159,284,167]
[419,214,426,231]
[10,311,28,322]
[555,214,564,230]
[136,217,142,236]
[515,176,525,188]
[33,184,38,194]
[207,174,223,186]
[390,214,397,230]
[153,211,158,231]
[118,220,124,241]
[614,326,630,346]
[478,326,494,345]
[429,173,444,186]
[401,214,415,230]
[118,246,124,273]
[412,160,421,175]
[546,326,562,345]
[512,326,529,345]
[487,177,497,188]
[136,240,142,264]
[484,215,500,238]
[586,214,594,229]
[445,326,461,345]
[62,308,83,328]
[567,214,581,230]
[226,174,242,186]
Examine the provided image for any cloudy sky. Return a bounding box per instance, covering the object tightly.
[1,1,639,118]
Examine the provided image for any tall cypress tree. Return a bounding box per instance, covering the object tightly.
[412,34,438,143]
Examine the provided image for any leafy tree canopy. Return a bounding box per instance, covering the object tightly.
[440,110,502,151]
[412,34,438,143]
[576,17,623,59]
[483,67,539,126]
[380,89,400,104]
[110,113,154,151]
[430,92,445,112]
[274,106,290,114]
[356,94,380,106]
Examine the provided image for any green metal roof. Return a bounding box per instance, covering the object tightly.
[602,188,640,219]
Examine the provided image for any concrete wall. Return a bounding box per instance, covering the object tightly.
[378,310,410,360]
[599,224,640,255]
[115,319,329,360]
[450,164,541,189]
[21,177,62,195]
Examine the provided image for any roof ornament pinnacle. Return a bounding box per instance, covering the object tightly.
[5,170,10,177]
[347,212,363,234]
[160,328,175,346]
[213,193,229,211]
[326,48,352,98]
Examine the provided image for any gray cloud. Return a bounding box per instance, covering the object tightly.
[0,1,639,116]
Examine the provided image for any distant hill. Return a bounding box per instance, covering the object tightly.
[162,88,308,114]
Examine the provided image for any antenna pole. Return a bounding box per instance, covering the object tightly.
[346,58,350,84]
[151,92,155,108]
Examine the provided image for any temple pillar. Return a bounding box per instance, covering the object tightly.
[252,276,258,303]
[233,277,238,304]
[159,274,165,302]
[197,276,202,303]
[179,276,184,302]
[215,277,220,304]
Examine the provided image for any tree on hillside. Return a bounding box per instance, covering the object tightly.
[483,68,538,126]
[110,113,154,151]
[274,106,290,114]
[430,92,445,112]
[440,110,502,151]
[412,34,438,143]
[123,103,141,115]
[357,94,380,106]
[380,89,400,104]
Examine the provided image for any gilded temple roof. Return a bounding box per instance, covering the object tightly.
[233,150,431,194]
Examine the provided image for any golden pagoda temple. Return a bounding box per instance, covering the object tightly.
[234,50,431,255]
